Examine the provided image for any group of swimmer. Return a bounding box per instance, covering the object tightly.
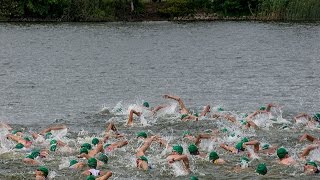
[1,94,320,179]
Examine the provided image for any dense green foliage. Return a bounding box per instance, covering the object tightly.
[0,0,319,21]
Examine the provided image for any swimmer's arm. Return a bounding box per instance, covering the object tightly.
[266,103,276,112]
[78,153,90,159]
[195,134,211,145]
[300,144,319,158]
[40,124,66,135]
[136,136,156,155]
[97,171,112,180]
[127,110,141,126]
[163,94,180,101]
[81,170,91,176]
[224,115,236,123]
[151,105,167,114]
[244,140,260,152]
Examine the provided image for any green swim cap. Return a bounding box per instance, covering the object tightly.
[92,138,99,145]
[313,113,320,121]
[259,106,266,111]
[242,113,248,118]
[26,154,35,159]
[209,151,219,161]
[103,143,111,149]
[241,137,249,143]
[137,131,147,138]
[12,129,22,135]
[221,128,228,133]
[256,163,267,175]
[24,136,31,142]
[204,129,212,133]
[181,114,188,120]
[87,175,96,180]
[50,139,57,145]
[194,113,199,117]
[81,143,92,150]
[31,150,40,158]
[98,153,108,164]
[172,145,183,155]
[139,156,148,162]
[277,148,288,159]
[183,131,191,137]
[235,142,244,151]
[262,144,270,150]
[240,120,247,125]
[190,176,198,180]
[230,133,236,137]
[88,158,97,169]
[188,144,198,155]
[240,157,250,163]
[45,132,52,139]
[37,166,49,177]
[80,147,89,154]
[217,107,224,112]
[143,102,150,108]
[15,143,24,149]
[307,161,318,168]
[69,159,78,167]
[50,144,57,152]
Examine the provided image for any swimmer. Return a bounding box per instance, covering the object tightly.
[135,135,159,170]
[300,144,320,159]
[276,147,296,165]
[187,144,207,158]
[82,158,112,179]
[304,161,319,175]
[183,131,218,146]
[40,124,67,136]
[208,151,225,164]
[166,145,191,175]
[79,142,104,159]
[163,94,210,121]
[293,112,320,127]
[6,134,33,148]
[35,166,49,180]
[220,137,249,154]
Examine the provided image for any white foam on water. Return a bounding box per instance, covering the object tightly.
[309,147,320,162]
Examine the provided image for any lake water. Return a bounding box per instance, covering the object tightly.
[0,21,320,179]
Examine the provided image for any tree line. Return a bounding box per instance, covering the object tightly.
[0,0,319,21]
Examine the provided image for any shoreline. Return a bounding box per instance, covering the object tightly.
[1,14,320,23]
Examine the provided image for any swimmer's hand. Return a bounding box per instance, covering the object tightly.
[163,95,169,99]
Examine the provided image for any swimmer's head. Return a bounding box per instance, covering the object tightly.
[262,144,270,150]
[69,160,78,167]
[50,144,57,152]
[304,161,319,174]
[92,138,100,145]
[80,147,89,154]
[217,107,224,112]
[137,131,147,139]
[259,106,266,110]
[15,143,24,149]
[86,175,96,180]
[190,176,198,180]
[24,136,32,142]
[313,113,320,121]
[172,145,183,155]
[45,132,52,139]
[221,128,228,133]
[31,150,40,158]
[204,129,213,133]
[241,137,249,143]
[98,153,109,164]
[138,156,148,162]
[181,114,188,120]
[188,144,199,155]
[12,129,22,135]
[235,142,245,151]
[50,139,57,145]
[143,102,150,108]
[104,143,111,149]
[277,148,288,159]
[240,157,250,168]
[88,158,97,169]
[81,143,92,150]
[256,163,267,175]
[183,131,192,137]
[209,151,219,162]
[36,166,49,178]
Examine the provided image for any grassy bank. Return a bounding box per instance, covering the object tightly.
[0,0,320,22]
